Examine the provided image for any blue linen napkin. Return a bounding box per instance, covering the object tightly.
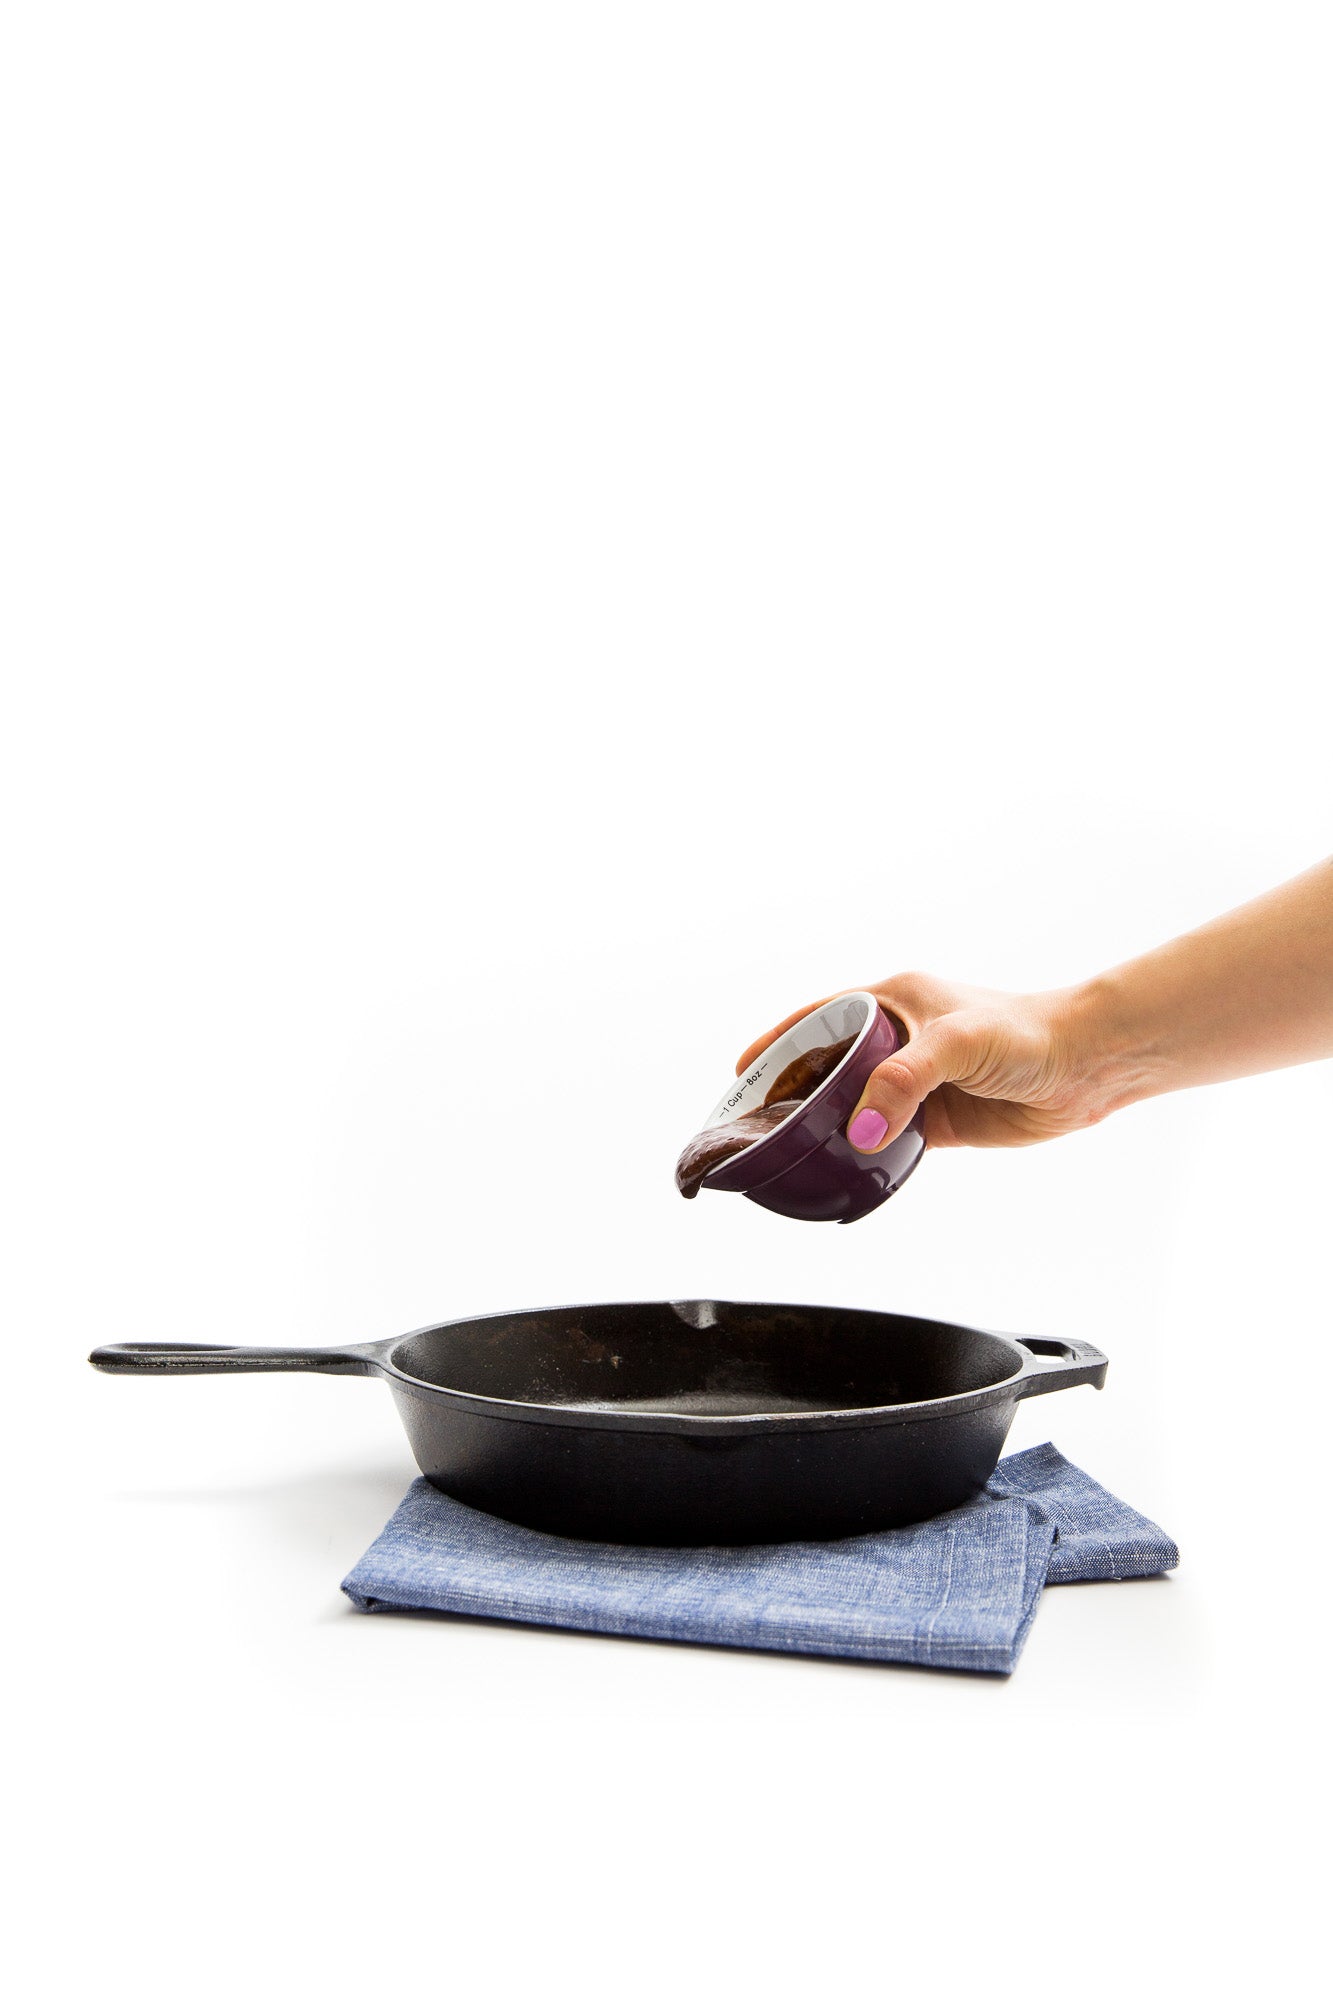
[341,1442,1177,1675]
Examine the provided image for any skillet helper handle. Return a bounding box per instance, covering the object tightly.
[88,1342,374,1377]
[1013,1336,1108,1398]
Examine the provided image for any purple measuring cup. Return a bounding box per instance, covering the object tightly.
[694,992,925,1224]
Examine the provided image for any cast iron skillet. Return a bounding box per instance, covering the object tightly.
[90,1300,1107,1545]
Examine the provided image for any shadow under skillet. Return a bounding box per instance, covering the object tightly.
[112,1459,415,1561]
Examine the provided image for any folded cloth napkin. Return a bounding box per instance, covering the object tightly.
[341,1442,1177,1675]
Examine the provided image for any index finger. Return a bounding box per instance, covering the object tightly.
[735,993,839,1075]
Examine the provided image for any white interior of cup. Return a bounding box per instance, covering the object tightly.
[703,991,877,1129]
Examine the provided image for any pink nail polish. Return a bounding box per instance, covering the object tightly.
[848,1108,889,1151]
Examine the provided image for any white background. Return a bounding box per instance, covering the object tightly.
[4,4,1331,1993]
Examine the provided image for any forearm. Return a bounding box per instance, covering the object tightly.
[1066,860,1333,1117]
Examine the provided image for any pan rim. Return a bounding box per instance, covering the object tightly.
[373,1298,1036,1438]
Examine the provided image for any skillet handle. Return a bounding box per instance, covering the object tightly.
[1012,1336,1108,1398]
[88,1342,376,1377]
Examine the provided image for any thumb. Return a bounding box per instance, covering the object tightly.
[846,1021,973,1152]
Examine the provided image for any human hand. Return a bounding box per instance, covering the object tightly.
[735,974,1110,1153]
[733,863,1333,1156]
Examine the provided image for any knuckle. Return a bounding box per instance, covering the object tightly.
[869,1056,918,1099]
[879,970,938,1012]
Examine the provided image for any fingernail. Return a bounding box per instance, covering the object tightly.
[848,1108,889,1151]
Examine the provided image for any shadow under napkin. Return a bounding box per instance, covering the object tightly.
[341,1442,1178,1675]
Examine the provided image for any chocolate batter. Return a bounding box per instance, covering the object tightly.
[675,1033,858,1199]
[762,1034,855,1108]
